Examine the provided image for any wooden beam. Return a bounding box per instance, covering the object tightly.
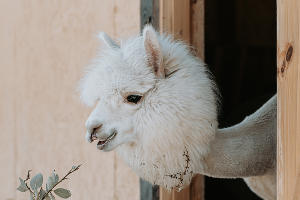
[159,0,190,43]
[191,0,205,60]
[277,0,300,199]
[159,0,205,199]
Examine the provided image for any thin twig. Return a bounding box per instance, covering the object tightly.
[25,183,34,197]
[23,170,35,197]
[25,170,32,181]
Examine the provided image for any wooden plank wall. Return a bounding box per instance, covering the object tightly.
[277,0,300,199]
[0,1,140,199]
[159,0,205,199]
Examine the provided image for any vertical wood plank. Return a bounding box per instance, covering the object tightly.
[160,0,190,43]
[277,0,300,199]
[159,0,205,199]
[173,187,190,200]
[191,0,205,60]
[160,188,173,200]
[190,175,204,200]
[159,1,190,200]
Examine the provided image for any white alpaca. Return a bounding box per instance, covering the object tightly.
[79,25,276,200]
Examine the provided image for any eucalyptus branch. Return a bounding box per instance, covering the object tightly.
[41,165,81,200]
[17,165,81,200]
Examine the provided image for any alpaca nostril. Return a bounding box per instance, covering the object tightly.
[90,124,102,142]
[92,124,102,133]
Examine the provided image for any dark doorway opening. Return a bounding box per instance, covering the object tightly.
[205,0,276,199]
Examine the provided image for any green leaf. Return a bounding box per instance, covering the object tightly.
[54,188,71,199]
[30,173,43,192]
[17,177,28,192]
[46,171,59,191]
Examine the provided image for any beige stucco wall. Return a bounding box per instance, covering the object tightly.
[0,1,140,199]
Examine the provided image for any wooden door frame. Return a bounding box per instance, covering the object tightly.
[277,0,300,199]
[140,0,205,199]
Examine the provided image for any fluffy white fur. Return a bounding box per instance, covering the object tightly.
[79,25,276,199]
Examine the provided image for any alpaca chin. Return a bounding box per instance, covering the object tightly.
[116,118,217,190]
[116,143,195,190]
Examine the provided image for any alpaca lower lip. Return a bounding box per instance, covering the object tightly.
[96,131,117,150]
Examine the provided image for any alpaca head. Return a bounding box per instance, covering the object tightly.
[79,25,218,190]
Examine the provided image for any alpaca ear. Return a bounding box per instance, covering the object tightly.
[143,25,164,78]
[98,32,120,49]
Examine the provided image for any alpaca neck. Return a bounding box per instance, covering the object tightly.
[199,95,276,178]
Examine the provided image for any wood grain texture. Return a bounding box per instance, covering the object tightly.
[159,0,190,43]
[190,175,204,200]
[191,0,205,60]
[159,0,205,199]
[0,0,140,199]
[277,0,300,199]
[160,188,173,200]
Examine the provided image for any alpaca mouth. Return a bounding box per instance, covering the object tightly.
[93,131,117,150]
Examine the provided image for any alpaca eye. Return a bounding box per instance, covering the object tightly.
[126,95,142,104]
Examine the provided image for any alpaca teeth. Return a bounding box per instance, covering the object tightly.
[90,133,98,142]
[96,131,117,148]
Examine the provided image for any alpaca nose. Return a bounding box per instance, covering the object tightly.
[86,120,102,133]
[90,124,102,141]
[85,120,103,142]
[91,124,102,135]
